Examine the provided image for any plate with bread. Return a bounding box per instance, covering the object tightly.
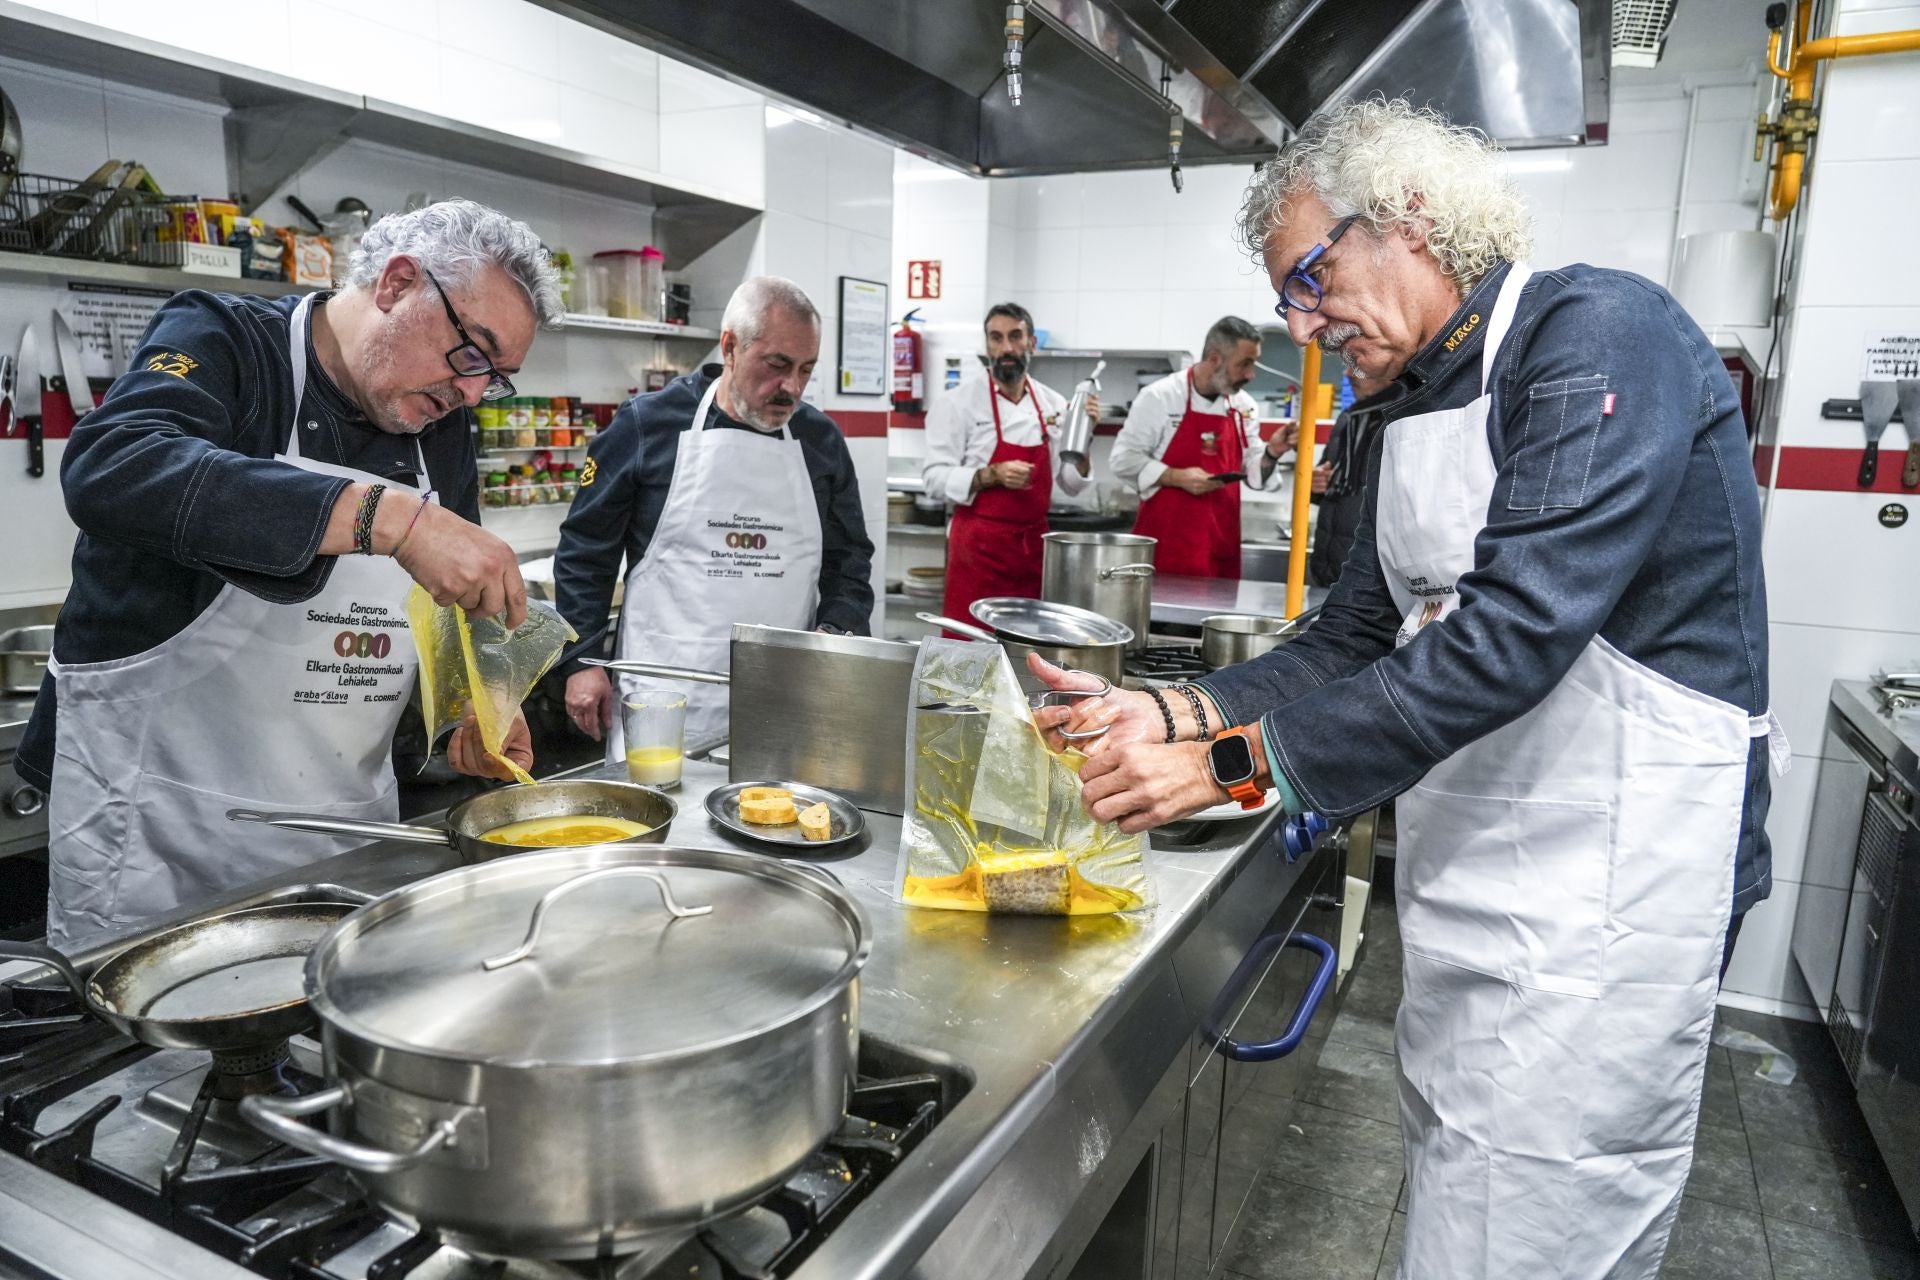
[705,780,865,850]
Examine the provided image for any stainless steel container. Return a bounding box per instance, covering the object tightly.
[1041,532,1155,653]
[0,625,52,696]
[241,843,871,1260]
[918,598,1132,693]
[1200,613,1304,669]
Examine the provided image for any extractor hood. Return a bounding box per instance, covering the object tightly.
[538,0,1611,176]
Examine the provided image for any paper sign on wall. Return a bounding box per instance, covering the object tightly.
[837,276,888,397]
[907,260,942,300]
[61,283,172,377]
[1862,332,1920,381]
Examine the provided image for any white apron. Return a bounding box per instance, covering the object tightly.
[607,379,824,755]
[1378,265,1787,1279]
[46,295,427,949]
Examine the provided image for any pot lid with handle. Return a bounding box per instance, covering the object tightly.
[307,844,870,1068]
[969,596,1134,647]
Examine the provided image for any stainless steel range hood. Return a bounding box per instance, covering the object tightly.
[538,0,1610,175]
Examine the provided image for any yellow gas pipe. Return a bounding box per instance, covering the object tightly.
[1284,342,1322,620]
[1759,0,1920,220]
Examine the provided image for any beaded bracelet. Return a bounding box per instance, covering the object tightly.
[391,490,436,558]
[1173,684,1211,741]
[1144,687,1177,744]
[353,484,387,555]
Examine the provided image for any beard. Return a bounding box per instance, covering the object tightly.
[737,391,798,431]
[991,352,1029,384]
[359,307,453,434]
[1318,322,1365,374]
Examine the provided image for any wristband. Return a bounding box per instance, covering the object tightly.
[353,484,386,555]
[1174,684,1210,741]
[391,490,435,558]
[1144,687,1177,744]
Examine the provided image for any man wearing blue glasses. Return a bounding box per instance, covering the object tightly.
[1037,99,1779,1278]
[18,199,561,948]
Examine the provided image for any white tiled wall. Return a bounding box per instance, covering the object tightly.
[6,0,763,208]
[1725,0,1920,1018]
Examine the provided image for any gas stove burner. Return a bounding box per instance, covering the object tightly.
[1123,643,1211,683]
[208,1040,295,1100]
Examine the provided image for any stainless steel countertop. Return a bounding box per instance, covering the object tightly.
[0,755,1307,1280]
[1150,573,1325,627]
[1833,680,1920,791]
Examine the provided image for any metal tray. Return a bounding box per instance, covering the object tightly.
[705,780,865,850]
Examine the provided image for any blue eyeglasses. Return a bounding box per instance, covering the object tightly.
[1273,215,1360,316]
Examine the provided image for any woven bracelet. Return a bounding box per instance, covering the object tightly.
[1174,684,1211,741]
[354,484,386,555]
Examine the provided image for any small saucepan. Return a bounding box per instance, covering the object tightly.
[916,597,1131,693]
[228,779,676,865]
[1200,609,1318,670]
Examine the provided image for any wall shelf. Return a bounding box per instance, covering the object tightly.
[559,314,721,340]
[0,1,763,270]
[0,249,309,298]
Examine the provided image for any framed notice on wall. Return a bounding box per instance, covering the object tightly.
[837,276,888,397]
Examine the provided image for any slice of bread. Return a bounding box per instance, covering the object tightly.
[798,803,833,842]
[740,795,800,825]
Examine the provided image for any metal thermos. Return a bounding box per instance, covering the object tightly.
[1041,532,1154,653]
[1057,360,1105,468]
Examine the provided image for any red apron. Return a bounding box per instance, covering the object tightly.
[1131,370,1245,579]
[943,378,1053,624]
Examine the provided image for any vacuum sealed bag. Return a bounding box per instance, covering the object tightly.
[408,586,576,785]
[897,638,1148,915]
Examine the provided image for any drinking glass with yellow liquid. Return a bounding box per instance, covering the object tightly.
[622,689,687,788]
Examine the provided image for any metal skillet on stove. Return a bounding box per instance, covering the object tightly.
[0,899,357,1052]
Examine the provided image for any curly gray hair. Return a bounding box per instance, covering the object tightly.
[345,198,564,326]
[1238,99,1533,295]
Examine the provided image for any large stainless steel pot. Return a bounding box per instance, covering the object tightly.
[241,843,871,1259]
[226,779,676,864]
[1041,532,1155,653]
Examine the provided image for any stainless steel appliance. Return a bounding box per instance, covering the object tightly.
[1791,680,1920,1236]
[1041,531,1154,653]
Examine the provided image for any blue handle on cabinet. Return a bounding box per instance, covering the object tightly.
[1217,932,1339,1063]
[1282,811,1328,862]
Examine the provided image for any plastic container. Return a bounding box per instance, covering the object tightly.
[593,247,666,321]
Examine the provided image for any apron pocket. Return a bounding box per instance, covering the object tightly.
[117,773,400,925]
[1398,785,1614,998]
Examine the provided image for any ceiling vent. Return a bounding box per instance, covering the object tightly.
[1613,0,1679,67]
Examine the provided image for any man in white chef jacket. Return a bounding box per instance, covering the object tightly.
[1034,100,1782,1279]
[1111,316,1297,578]
[922,302,1093,622]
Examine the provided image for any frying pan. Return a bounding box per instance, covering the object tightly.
[0,901,356,1051]
[227,777,676,864]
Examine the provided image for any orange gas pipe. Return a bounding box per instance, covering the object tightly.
[1284,342,1321,620]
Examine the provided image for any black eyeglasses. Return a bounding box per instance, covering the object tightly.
[1273,215,1360,317]
[423,268,514,402]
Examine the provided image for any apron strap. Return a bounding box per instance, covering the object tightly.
[1748,709,1792,777]
[1480,261,1532,394]
[284,295,430,482]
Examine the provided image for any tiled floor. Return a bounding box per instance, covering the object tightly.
[1219,876,1920,1280]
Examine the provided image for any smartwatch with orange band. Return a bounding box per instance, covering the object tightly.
[1207,725,1266,810]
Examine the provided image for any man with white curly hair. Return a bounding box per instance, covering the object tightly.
[1035,100,1779,1277]
[19,198,562,947]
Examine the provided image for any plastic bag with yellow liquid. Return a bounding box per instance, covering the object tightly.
[407,586,576,785]
[896,638,1149,915]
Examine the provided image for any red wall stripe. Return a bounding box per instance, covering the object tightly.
[1755,444,1920,495]
[834,409,890,438]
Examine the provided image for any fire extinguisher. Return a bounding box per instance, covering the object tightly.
[892,309,924,415]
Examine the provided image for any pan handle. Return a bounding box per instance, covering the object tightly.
[580,657,731,685]
[1097,562,1156,580]
[482,866,712,971]
[240,1086,456,1174]
[226,809,453,847]
[0,940,85,1003]
[914,612,999,643]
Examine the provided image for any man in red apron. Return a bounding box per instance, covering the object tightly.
[923,303,1095,620]
[1114,316,1295,577]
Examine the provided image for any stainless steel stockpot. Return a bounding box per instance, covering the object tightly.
[1040,532,1155,653]
[241,843,871,1260]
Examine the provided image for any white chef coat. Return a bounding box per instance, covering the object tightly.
[1110,368,1282,500]
[922,371,1091,506]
